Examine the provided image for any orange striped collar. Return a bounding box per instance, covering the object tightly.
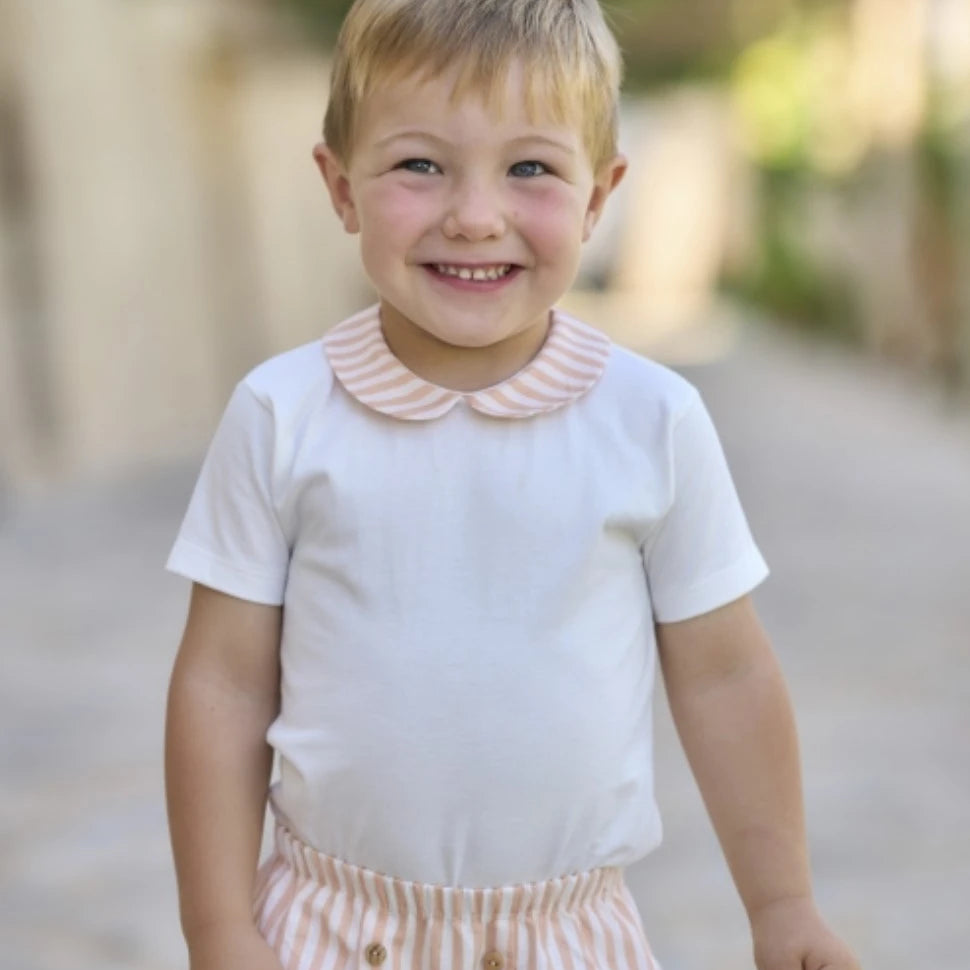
[322,306,611,421]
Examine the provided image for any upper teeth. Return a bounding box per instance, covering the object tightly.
[435,264,513,281]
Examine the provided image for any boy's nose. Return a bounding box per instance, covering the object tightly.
[442,183,506,241]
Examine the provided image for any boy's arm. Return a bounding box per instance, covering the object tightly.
[656,595,860,970]
[165,583,283,969]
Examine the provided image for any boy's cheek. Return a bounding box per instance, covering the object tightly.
[518,186,588,225]
[520,199,590,246]
[362,184,435,227]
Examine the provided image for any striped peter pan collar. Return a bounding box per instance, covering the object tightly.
[322,305,612,421]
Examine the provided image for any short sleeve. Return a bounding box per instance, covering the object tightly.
[644,391,768,623]
[166,382,291,605]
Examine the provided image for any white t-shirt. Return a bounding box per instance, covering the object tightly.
[167,306,768,888]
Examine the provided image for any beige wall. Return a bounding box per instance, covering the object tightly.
[0,0,368,490]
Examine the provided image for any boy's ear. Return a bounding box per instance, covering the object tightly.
[583,153,628,242]
[313,143,360,234]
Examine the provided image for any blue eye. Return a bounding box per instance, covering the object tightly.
[509,161,548,178]
[397,158,441,175]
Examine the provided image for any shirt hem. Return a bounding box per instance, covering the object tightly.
[651,553,769,624]
[166,539,286,605]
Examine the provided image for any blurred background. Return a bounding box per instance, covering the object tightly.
[1,1,968,969]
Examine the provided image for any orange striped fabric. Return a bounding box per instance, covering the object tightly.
[254,817,658,970]
[322,306,612,421]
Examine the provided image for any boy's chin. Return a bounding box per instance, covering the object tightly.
[379,300,552,351]
[423,320,549,351]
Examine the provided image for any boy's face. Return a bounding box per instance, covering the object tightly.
[315,63,626,371]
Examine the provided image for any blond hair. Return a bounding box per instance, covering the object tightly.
[323,0,623,171]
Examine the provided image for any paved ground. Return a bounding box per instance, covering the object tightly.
[2,313,969,970]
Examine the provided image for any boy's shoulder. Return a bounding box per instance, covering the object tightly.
[587,325,701,421]
[606,341,696,395]
[239,334,336,410]
[557,310,698,406]
[240,306,382,408]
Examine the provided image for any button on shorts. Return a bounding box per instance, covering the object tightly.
[254,816,659,970]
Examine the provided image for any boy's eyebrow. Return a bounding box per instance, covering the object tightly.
[374,130,578,156]
[373,130,449,150]
[506,134,579,156]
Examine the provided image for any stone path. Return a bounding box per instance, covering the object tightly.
[2,314,968,970]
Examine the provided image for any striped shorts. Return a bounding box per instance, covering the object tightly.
[254,818,659,970]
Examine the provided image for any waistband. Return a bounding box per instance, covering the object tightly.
[270,816,626,922]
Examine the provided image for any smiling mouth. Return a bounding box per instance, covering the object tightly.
[430,263,516,282]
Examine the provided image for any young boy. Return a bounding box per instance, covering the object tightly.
[165,1,861,968]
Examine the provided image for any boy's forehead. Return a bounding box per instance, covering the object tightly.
[358,59,586,138]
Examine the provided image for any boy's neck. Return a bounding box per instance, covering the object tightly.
[379,307,552,393]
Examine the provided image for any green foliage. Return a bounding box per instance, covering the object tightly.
[918,89,968,225]
[729,6,867,176]
[722,169,859,340]
[280,0,355,42]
